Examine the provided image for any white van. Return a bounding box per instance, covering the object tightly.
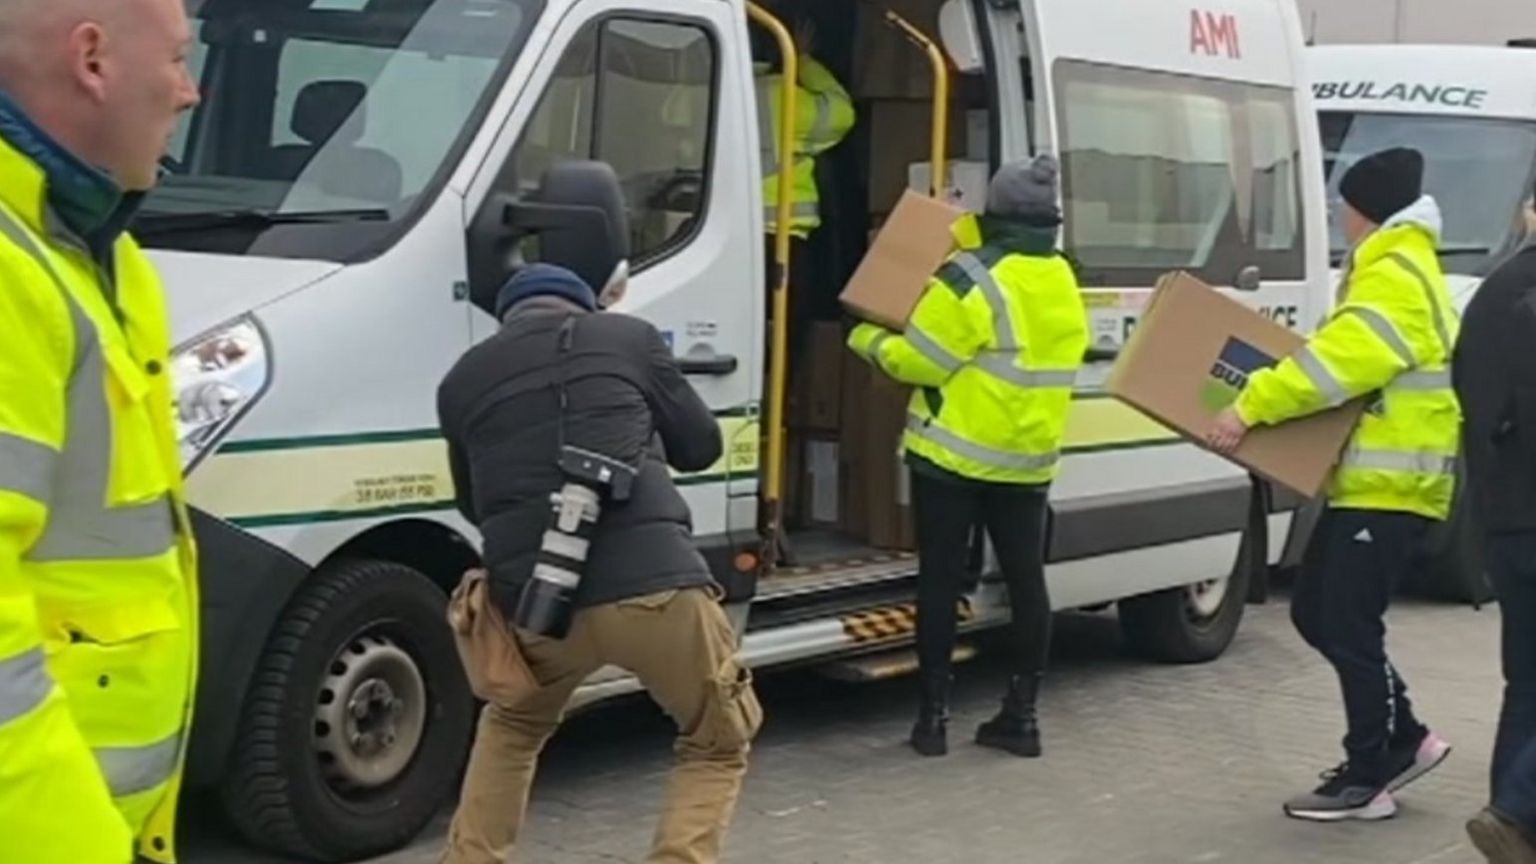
[153,0,1327,858]
[1306,43,1536,602]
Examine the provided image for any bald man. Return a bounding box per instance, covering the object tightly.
[0,1,201,862]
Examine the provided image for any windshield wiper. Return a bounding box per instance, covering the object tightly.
[131,208,391,236]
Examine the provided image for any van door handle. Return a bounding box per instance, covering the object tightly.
[678,354,739,376]
[1084,346,1120,363]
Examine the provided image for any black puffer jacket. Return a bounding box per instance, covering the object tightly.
[437,297,722,612]
[1453,243,1536,535]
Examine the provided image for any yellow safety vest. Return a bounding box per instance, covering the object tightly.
[754,58,854,239]
[0,136,198,863]
[1235,197,1461,519]
[849,216,1089,485]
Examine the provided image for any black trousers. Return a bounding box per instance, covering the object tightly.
[1292,507,1431,781]
[912,470,1051,693]
[1487,533,1536,829]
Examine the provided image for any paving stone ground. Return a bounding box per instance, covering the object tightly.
[190,590,1512,864]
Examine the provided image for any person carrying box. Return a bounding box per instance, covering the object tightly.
[1206,147,1458,822]
[847,155,1088,759]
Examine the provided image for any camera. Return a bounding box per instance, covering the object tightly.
[512,445,639,638]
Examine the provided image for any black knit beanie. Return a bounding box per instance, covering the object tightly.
[1339,147,1424,225]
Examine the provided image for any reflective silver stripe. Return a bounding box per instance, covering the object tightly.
[809,92,832,145]
[906,413,1059,472]
[0,648,52,726]
[903,325,964,374]
[1341,447,1456,476]
[96,730,182,797]
[1389,368,1453,392]
[974,354,1077,388]
[755,76,778,180]
[0,433,56,504]
[1386,252,1453,353]
[1343,307,1415,368]
[1293,347,1349,407]
[763,200,819,225]
[955,253,1017,351]
[0,206,177,563]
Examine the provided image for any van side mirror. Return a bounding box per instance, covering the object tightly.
[466,160,631,316]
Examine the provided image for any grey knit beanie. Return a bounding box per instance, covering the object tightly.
[986,154,1062,226]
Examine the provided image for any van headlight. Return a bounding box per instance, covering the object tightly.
[172,316,272,472]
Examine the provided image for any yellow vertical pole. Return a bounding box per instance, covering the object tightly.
[746,2,797,567]
[885,10,950,196]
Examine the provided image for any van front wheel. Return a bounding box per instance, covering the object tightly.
[222,558,475,862]
[1118,561,1250,664]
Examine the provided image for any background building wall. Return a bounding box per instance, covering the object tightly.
[1294,0,1536,45]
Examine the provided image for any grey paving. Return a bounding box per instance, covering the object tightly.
[189,592,1511,864]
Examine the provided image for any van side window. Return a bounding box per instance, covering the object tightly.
[509,16,717,268]
[1052,60,1305,287]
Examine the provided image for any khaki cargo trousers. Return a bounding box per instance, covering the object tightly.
[442,586,763,864]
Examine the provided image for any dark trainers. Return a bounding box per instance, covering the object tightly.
[1467,808,1536,863]
[1384,730,1452,793]
[1283,764,1397,822]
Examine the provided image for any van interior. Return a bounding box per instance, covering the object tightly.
[754,0,993,605]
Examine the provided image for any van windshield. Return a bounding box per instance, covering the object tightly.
[136,0,541,261]
[1321,111,1536,275]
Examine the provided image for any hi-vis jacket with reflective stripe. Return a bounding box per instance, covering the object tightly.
[753,57,854,238]
[0,128,197,862]
[848,216,1089,485]
[1235,196,1461,520]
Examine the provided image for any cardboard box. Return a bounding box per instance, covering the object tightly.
[866,101,966,216]
[908,160,990,213]
[838,352,872,540]
[862,371,916,550]
[1106,272,1364,497]
[964,109,990,161]
[804,439,841,526]
[789,321,844,432]
[853,0,940,99]
[841,189,966,330]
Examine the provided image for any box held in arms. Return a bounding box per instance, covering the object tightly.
[840,189,966,331]
[1105,272,1364,498]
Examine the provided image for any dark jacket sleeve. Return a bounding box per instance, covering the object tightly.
[635,322,722,473]
[436,380,477,524]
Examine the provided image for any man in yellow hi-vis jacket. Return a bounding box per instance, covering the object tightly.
[0,1,202,861]
[848,156,1088,760]
[1207,147,1458,823]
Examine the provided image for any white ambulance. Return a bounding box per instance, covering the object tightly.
[1310,43,1536,308]
[152,0,1327,858]
[1307,43,1536,602]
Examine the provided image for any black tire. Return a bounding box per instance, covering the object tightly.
[1118,560,1250,664]
[222,558,475,862]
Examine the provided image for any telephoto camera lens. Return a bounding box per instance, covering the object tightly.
[514,483,602,638]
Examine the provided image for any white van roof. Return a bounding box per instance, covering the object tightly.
[1309,44,1536,121]
[1036,0,1301,87]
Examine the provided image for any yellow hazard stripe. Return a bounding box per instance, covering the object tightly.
[841,599,973,644]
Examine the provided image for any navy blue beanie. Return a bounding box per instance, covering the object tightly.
[494,263,597,320]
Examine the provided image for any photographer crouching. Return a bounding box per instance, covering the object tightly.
[436,263,762,864]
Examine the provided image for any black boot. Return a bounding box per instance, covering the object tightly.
[976,673,1042,758]
[910,678,950,757]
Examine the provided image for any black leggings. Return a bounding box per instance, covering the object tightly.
[912,470,1051,689]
